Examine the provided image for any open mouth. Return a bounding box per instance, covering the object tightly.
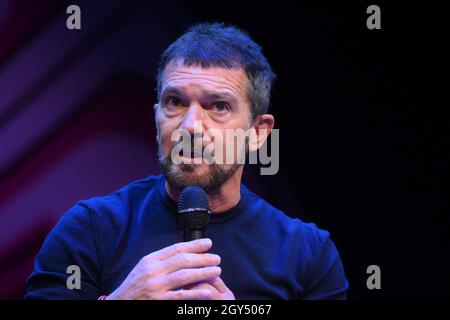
[179,147,204,159]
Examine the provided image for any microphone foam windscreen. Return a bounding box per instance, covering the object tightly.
[178,186,210,211]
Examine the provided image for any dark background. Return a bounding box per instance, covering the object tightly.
[0,1,448,299]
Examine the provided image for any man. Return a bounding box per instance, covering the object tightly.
[25,23,349,299]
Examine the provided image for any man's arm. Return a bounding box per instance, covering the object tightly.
[25,204,232,300]
[301,229,349,300]
[25,204,102,299]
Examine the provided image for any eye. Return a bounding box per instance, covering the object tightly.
[213,102,230,112]
[165,96,182,107]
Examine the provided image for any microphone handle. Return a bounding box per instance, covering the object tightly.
[184,228,205,241]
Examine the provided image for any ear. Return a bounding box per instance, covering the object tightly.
[248,114,275,152]
[154,103,160,141]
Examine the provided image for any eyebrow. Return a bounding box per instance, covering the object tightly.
[161,86,238,104]
[160,86,184,99]
[207,92,238,103]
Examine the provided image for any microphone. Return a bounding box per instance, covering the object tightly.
[178,186,211,241]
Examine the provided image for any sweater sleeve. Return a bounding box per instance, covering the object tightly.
[301,228,349,300]
[24,204,102,300]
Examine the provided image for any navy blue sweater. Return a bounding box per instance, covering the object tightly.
[25,175,349,299]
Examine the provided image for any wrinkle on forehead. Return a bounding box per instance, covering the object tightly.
[161,61,248,100]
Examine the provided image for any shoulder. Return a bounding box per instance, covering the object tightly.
[48,175,163,241]
[78,174,161,208]
[73,174,162,219]
[242,187,348,298]
[242,185,333,256]
[244,186,329,238]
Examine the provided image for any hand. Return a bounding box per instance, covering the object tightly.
[184,277,235,300]
[106,238,222,300]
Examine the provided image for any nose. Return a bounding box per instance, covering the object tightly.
[180,103,204,134]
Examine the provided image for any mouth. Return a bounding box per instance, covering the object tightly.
[179,147,204,159]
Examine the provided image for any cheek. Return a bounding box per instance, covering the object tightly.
[156,117,178,152]
[210,129,247,162]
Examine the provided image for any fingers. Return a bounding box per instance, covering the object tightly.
[209,277,227,293]
[187,278,235,300]
[181,282,220,300]
[110,239,222,300]
[161,252,221,274]
[165,266,221,290]
[165,288,212,300]
[145,238,213,262]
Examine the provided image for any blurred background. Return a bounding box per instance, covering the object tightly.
[0,0,448,299]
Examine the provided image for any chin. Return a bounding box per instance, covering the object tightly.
[177,162,210,175]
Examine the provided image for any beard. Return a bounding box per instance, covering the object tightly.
[158,145,242,192]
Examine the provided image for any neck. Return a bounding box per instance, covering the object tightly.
[165,167,243,213]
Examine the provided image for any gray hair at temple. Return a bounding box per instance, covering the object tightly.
[156,22,276,121]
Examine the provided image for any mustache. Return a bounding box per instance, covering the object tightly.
[171,134,208,151]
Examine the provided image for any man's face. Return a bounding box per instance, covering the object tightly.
[155,61,252,191]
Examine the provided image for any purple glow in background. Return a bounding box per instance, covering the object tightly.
[0,0,169,298]
[5,1,447,300]
[0,0,298,298]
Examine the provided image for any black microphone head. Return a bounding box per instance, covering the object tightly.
[178,186,211,240]
[178,186,210,212]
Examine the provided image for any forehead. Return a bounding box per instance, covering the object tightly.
[161,61,248,98]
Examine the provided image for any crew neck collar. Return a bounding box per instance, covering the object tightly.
[157,174,248,224]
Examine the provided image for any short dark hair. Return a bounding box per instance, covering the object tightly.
[156,22,276,120]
